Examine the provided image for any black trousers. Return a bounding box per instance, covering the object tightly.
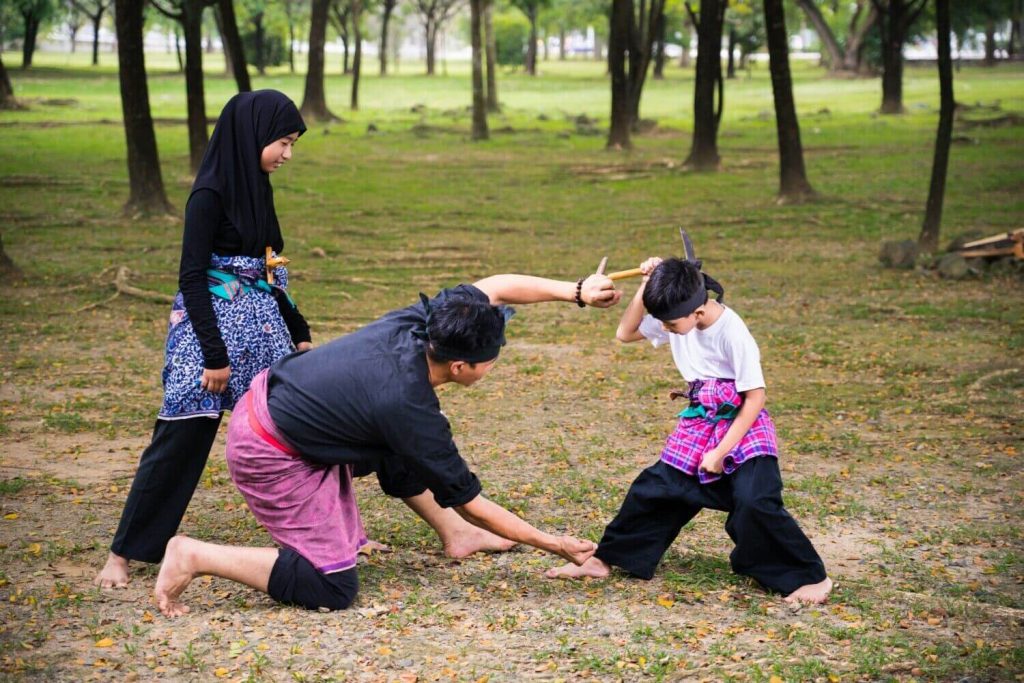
[110,417,222,563]
[267,548,359,611]
[595,458,826,595]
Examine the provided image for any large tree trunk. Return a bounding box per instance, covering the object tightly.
[425,17,437,75]
[469,0,488,140]
[484,0,499,112]
[525,8,538,75]
[919,0,953,253]
[607,0,632,149]
[685,0,725,170]
[794,0,844,71]
[843,2,878,71]
[302,0,337,121]
[764,0,814,201]
[380,0,396,75]
[0,54,18,109]
[351,0,363,110]
[114,0,172,216]
[653,10,666,79]
[182,0,209,173]
[875,0,925,114]
[218,0,251,91]
[91,11,104,65]
[21,13,41,69]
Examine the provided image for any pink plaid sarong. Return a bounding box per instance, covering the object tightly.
[660,379,778,485]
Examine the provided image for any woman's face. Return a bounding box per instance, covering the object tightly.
[260,132,300,174]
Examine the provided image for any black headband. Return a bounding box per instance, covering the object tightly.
[415,293,513,363]
[653,271,725,322]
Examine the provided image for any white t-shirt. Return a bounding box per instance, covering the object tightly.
[638,306,766,392]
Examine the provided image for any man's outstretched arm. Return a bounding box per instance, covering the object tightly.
[472,273,622,308]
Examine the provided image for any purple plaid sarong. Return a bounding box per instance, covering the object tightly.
[660,379,778,485]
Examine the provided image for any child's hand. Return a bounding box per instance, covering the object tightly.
[698,449,725,475]
[639,257,663,281]
[554,535,597,566]
[296,342,313,352]
[201,366,231,394]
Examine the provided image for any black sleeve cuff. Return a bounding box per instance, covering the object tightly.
[432,474,483,509]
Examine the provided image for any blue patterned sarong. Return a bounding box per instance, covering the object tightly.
[159,254,296,419]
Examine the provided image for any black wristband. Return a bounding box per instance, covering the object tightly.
[575,277,586,308]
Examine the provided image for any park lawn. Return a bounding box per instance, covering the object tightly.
[0,54,1022,681]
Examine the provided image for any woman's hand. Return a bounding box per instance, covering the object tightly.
[554,535,597,566]
[296,342,313,352]
[201,366,230,394]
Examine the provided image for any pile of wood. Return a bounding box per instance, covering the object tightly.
[954,229,1024,260]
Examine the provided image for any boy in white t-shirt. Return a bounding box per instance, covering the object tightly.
[547,257,832,604]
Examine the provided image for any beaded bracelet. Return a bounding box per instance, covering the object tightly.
[574,277,586,308]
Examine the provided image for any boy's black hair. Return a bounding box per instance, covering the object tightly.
[642,258,724,321]
[425,295,508,364]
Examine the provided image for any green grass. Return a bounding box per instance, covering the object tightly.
[0,51,1022,683]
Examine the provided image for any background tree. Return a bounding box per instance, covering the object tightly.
[606,0,666,148]
[510,0,550,75]
[69,0,112,66]
[302,0,338,121]
[64,0,84,53]
[151,0,217,172]
[919,0,953,253]
[216,0,251,90]
[282,0,307,73]
[484,0,499,111]
[469,0,488,139]
[763,0,814,200]
[18,0,55,69]
[871,0,927,114]
[413,0,461,75]
[0,53,20,109]
[725,0,763,77]
[684,0,726,170]
[795,0,878,74]
[349,0,365,110]
[330,0,352,74]
[114,0,172,215]
[379,0,398,74]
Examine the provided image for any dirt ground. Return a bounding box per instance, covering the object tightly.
[1,278,1022,682]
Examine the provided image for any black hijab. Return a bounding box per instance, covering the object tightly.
[189,90,307,256]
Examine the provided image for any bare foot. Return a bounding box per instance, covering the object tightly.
[784,576,833,605]
[442,527,517,559]
[154,536,198,617]
[544,556,611,580]
[358,539,391,556]
[94,552,130,589]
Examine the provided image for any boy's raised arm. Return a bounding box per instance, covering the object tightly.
[472,273,621,308]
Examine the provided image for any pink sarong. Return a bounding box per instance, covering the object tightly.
[226,369,367,573]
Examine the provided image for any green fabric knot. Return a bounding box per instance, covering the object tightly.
[207,268,295,308]
[678,402,740,423]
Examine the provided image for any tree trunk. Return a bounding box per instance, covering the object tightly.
[559,27,566,60]
[380,0,395,75]
[288,22,296,72]
[0,54,18,109]
[301,0,338,121]
[764,0,814,200]
[218,0,251,91]
[679,22,690,67]
[0,234,20,278]
[875,0,925,114]
[469,0,488,140]
[526,8,538,75]
[984,20,997,65]
[607,0,632,149]
[91,11,104,65]
[351,0,362,110]
[727,27,737,78]
[174,28,184,72]
[484,0,499,112]
[182,0,209,174]
[794,0,845,71]
[843,2,878,71]
[919,0,953,253]
[426,17,437,75]
[21,13,40,69]
[253,13,267,75]
[114,0,173,216]
[593,32,603,62]
[653,11,666,79]
[685,0,725,170]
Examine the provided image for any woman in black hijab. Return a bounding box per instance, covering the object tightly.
[96,90,312,588]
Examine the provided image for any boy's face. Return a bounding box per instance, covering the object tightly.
[661,309,702,335]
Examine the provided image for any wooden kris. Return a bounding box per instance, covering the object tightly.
[265,246,291,285]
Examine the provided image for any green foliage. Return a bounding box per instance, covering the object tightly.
[493,11,530,66]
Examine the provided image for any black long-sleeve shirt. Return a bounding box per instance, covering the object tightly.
[179,189,311,369]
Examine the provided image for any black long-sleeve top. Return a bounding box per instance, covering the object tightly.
[179,189,312,369]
